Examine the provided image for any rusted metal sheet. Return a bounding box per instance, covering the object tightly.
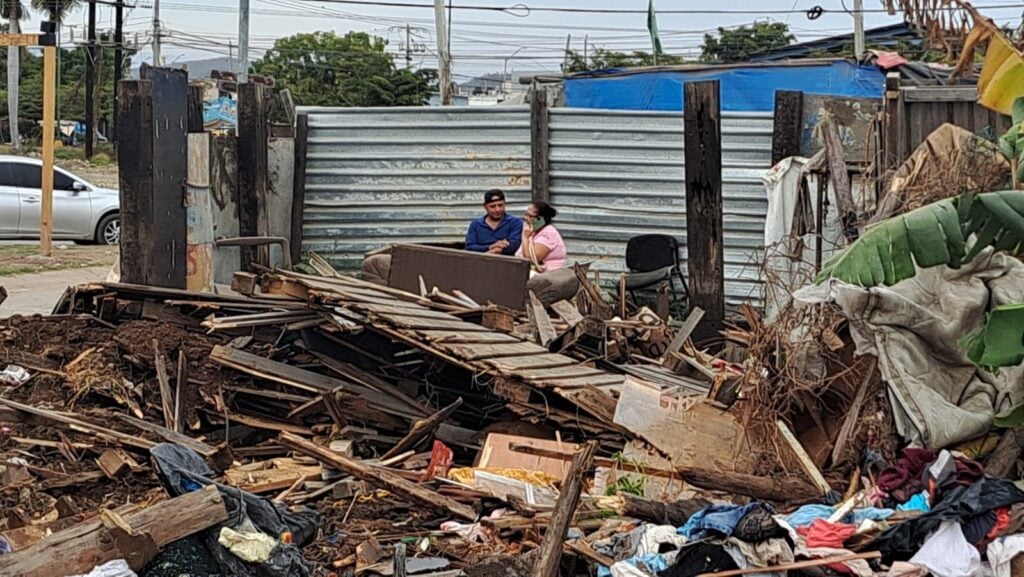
[298,106,532,271]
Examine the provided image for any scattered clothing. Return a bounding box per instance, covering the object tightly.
[796,519,857,548]
[72,560,137,577]
[898,492,932,513]
[877,448,984,504]
[658,542,738,577]
[871,477,1024,562]
[218,521,279,564]
[732,506,788,542]
[907,521,982,577]
[988,533,1024,577]
[606,553,675,577]
[678,504,772,540]
[786,503,894,528]
[723,537,794,569]
[630,525,689,558]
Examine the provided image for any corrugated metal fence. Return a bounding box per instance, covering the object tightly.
[548,109,772,305]
[300,106,532,270]
[300,106,773,305]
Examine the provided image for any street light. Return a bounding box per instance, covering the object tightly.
[504,47,525,81]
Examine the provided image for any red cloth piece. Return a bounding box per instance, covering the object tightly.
[986,506,1012,542]
[796,519,857,549]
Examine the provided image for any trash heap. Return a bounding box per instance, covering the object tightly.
[1,250,1024,577]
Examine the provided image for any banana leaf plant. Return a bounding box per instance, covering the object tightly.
[814,190,1024,371]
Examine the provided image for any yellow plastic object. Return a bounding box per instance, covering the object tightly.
[448,467,559,488]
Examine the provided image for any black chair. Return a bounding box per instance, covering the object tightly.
[623,234,689,310]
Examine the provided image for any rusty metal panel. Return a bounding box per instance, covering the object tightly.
[547,108,772,306]
[299,106,532,270]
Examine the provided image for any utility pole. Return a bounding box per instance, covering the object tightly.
[85,0,96,159]
[239,0,250,83]
[853,0,865,60]
[433,0,451,105]
[405,23,412,69]
[152,0,161,65]
[584,34,588,68]
[562,34,571,71]
[113,0,123,144]
[228,40,234,72]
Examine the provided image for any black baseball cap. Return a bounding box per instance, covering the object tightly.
[483,189,505,204]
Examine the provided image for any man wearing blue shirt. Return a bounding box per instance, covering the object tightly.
[465,189,523,256]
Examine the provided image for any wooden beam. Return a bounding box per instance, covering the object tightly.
[533,441,596,577]
[684,80,724,342]
[777,420,832,496]
[661,306,704,365]
[237,82,270,269]
[830,359,877,466]
[117,70,155,282]
[117,414,232,471]
[153,340,175,430]
[40,45,57,257]
[382,398,463,459]
[0,485,228,577]
[187,83,204,133]
[530,89,550,202]
[280,432,478,521]
[771,90,804,166]
[822,119,859,243]
[0,398,155,451]
[290,113,309,265]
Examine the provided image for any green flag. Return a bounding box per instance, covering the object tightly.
[647,0,663,55]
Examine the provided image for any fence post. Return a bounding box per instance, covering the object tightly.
[187,83,205,133]
[883,72,902,172]
[531,90,550,203]
[116,79,153,285]
[290,113,309,266]
[237,83,270,269]
[771,90,803,166]
[684,80,724,343]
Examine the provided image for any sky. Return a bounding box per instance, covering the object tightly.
[13,0,1024,78]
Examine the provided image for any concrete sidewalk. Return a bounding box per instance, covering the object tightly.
[0,266,111,315]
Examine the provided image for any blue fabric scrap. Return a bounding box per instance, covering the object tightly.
[679,503,771,540]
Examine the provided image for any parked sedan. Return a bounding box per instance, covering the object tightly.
[0,155,119,245]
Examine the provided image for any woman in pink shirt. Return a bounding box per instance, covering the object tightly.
[516,201,568,272]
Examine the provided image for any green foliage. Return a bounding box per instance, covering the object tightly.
[602,452,648,497]
[961,303,1024,372]
[815,191,1024,287]
[700,22,794,63]
[1000,97,1024,184]
[30,0,79,23]
[563,48,686,73]
[0,33,134,139]
[0,0,27,20]
[252,31,435,108]
[90,151,112,166]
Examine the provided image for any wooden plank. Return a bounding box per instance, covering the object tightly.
[550,300,583,326]
[533,442,596,577]
[537,374,625,388]
[0,485,227,577]
[900,85,978,102]
[382,398,463,459]
[117,414,230,470]
[438,341,550,361]
[290,113,308,265]
[0,398,154,451]
[661,306,704,364]
[684,80,724,342]
[416,330,520,344]
[281,432,477,521]
[363,305,460,321]
[210,344,347,393]
[515,365,605,381]
[486,353,576,371]
[0,34,43,47]
[823,118,858,243]
[777,420,832,496]
[380,317,492,332]
[153,341,175,430]
[771,90,804,165]
[830,360,877,466]
[531,89,550,202]
[528,291,557,347]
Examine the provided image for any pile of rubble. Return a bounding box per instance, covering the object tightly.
[1,254,1023,577]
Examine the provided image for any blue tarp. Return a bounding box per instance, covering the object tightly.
[564,60,885,112]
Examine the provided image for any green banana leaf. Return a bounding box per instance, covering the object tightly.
[815,190,1024,287]
[1013,96,1024,125]
[960,303,1024,371]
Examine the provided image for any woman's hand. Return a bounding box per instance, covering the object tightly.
[522,220,534,240]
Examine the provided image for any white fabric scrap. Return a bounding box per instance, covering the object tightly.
[218,521,278,564]
[908,521,982,577]
[70,560,137,577]
[987,533,1024,577]
[631,524,688,557]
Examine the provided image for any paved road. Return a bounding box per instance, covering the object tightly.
[0,266,111,315]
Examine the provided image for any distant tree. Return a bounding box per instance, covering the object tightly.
[701,22,794,63]
[29,0,79,23]
[252,31,436,107]
[1,0,26,148]
[564,48,686,73]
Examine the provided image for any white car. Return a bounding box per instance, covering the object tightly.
[0,155,120,245]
